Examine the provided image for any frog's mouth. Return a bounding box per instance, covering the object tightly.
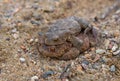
[38,41,73,58]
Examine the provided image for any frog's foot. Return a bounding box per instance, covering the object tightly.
[59,48,80,60]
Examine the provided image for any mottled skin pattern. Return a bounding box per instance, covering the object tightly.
[38,16,98,60]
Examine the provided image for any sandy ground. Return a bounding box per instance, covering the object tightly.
[0,0,120,81]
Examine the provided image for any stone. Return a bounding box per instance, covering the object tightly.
[35,38,38,43]
[42,70,54,79]
[29,38,34,43]
[19,57,26,63]
[112,44,118,52]
[11,28,17,33]
[81,60,89,70]
[115,9,120,14]
[100,56,109,63]
[110,65,116,72]
[76,65,83,73]
[31,76,39,81]
[92,63,101,69]
[12,33,19,39]
[62,79,69,81]
[104,39,110,49]
[113,49,120,55]
[96,49,106,54]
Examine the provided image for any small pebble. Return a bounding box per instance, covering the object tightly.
[81,60,89,70]
[29,38,34,43]
[35,38,38,43]
[113,49,120,55]
[31,76,39,81]
[102,64,109,73]
[31,20,40,25]
[11,28,17,33]
[82,60,89,65]
[100,56,108,63]
[32,4,39,10]
[43,6,55,13]
[6,38,10,41]
[104,39,110,49]
[76,65,83,73]
[115,9,120,14]
[20,45,26,50]
[17,49,22,53]
[113,30,120,37]
[33,12,43,20]
[42,70,54,78]
[112,15,119,20]
[108,44,113,50]
[112,44,118,52]
[62,78,69,81]
[92,63,101,69]
[96,49,106,54]
[102,31,109,37]
[110,65,116,72]
[19,57,26,63]
[93,54,100,62]
[12,33,19,39]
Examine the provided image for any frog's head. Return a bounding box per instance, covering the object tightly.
[44,32,65,45]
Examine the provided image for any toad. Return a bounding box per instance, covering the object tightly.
[38,16,99,60]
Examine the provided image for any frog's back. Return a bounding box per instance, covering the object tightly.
[48,16,81,35]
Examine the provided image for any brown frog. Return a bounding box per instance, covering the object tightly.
[38,16,98,60]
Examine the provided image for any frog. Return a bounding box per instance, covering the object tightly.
[38,16,99,60]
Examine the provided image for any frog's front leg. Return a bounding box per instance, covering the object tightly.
[84,24,99,39]
[73,16,93,35]
[84,24,100,45]
[84,24,93,35]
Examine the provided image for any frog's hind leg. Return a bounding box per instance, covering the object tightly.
[69,36,83,50]
[59,48,80,60]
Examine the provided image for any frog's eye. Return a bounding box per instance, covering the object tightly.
[52,35,59,41]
